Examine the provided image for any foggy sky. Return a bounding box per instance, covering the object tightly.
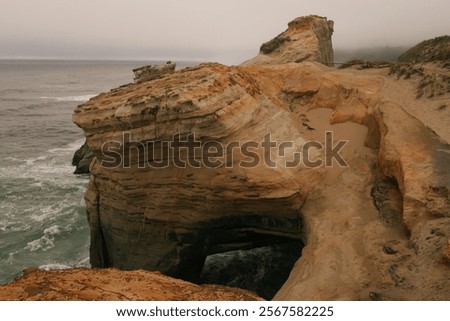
[1,0,449,64]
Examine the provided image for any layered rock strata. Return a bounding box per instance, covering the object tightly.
[133,61,176,84]
[242,15,334,67]
[73,61,450,299]
[74,62,321,282]
[70,16,449,300]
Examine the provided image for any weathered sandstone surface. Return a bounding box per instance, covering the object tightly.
[242,15,334,67]
[0,268,261,300]
[8,15,449,300]
[133,61,176,84]
[74,62,321,284]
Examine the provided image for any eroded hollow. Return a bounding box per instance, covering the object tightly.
[192,215,304,300]
[200,240,303,300]
[371,176,405,227]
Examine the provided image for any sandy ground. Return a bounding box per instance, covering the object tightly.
[275,68,450,299]
[276,107,396,299]
[381,66,450,143]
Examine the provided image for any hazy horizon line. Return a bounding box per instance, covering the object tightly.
[0,45,412,62]
[0,57,208,62]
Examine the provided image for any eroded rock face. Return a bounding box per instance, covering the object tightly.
[72,141,93,174]
[242,15,334,67]
[133,61,176,84]
[73,61,450,299]
[72,18,450,300]
[73,62,322,282]
[271,63,450,300]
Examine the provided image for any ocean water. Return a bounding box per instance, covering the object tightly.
[0,59,189,284]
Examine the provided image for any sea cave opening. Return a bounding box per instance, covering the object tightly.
[199,235,303,300]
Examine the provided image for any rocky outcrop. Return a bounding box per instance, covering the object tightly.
[71,17,450,300]
[0,268,262,300]
[242,15,334,67]
[72,141,93,174]
[133,61,176,84]
[73,61,450,300]
[73,62,322,285]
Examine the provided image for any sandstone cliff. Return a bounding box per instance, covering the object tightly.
[133,61,176,84]
[242,15,334,67]
[65,16,450,300]
[73,62,321,284]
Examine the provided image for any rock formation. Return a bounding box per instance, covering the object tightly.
[133,61,176,84]
[72,141,93,174]
[0,268,261,300]
[201,242,302,300]
[242,15,334,67]
[73,62,320,283]
[69,16,450,300]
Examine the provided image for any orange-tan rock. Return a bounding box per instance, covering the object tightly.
[242,15,334,66]
[0,268,262,301]
[67,15,450,300]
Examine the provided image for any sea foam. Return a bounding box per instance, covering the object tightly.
[39,95,95,102]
